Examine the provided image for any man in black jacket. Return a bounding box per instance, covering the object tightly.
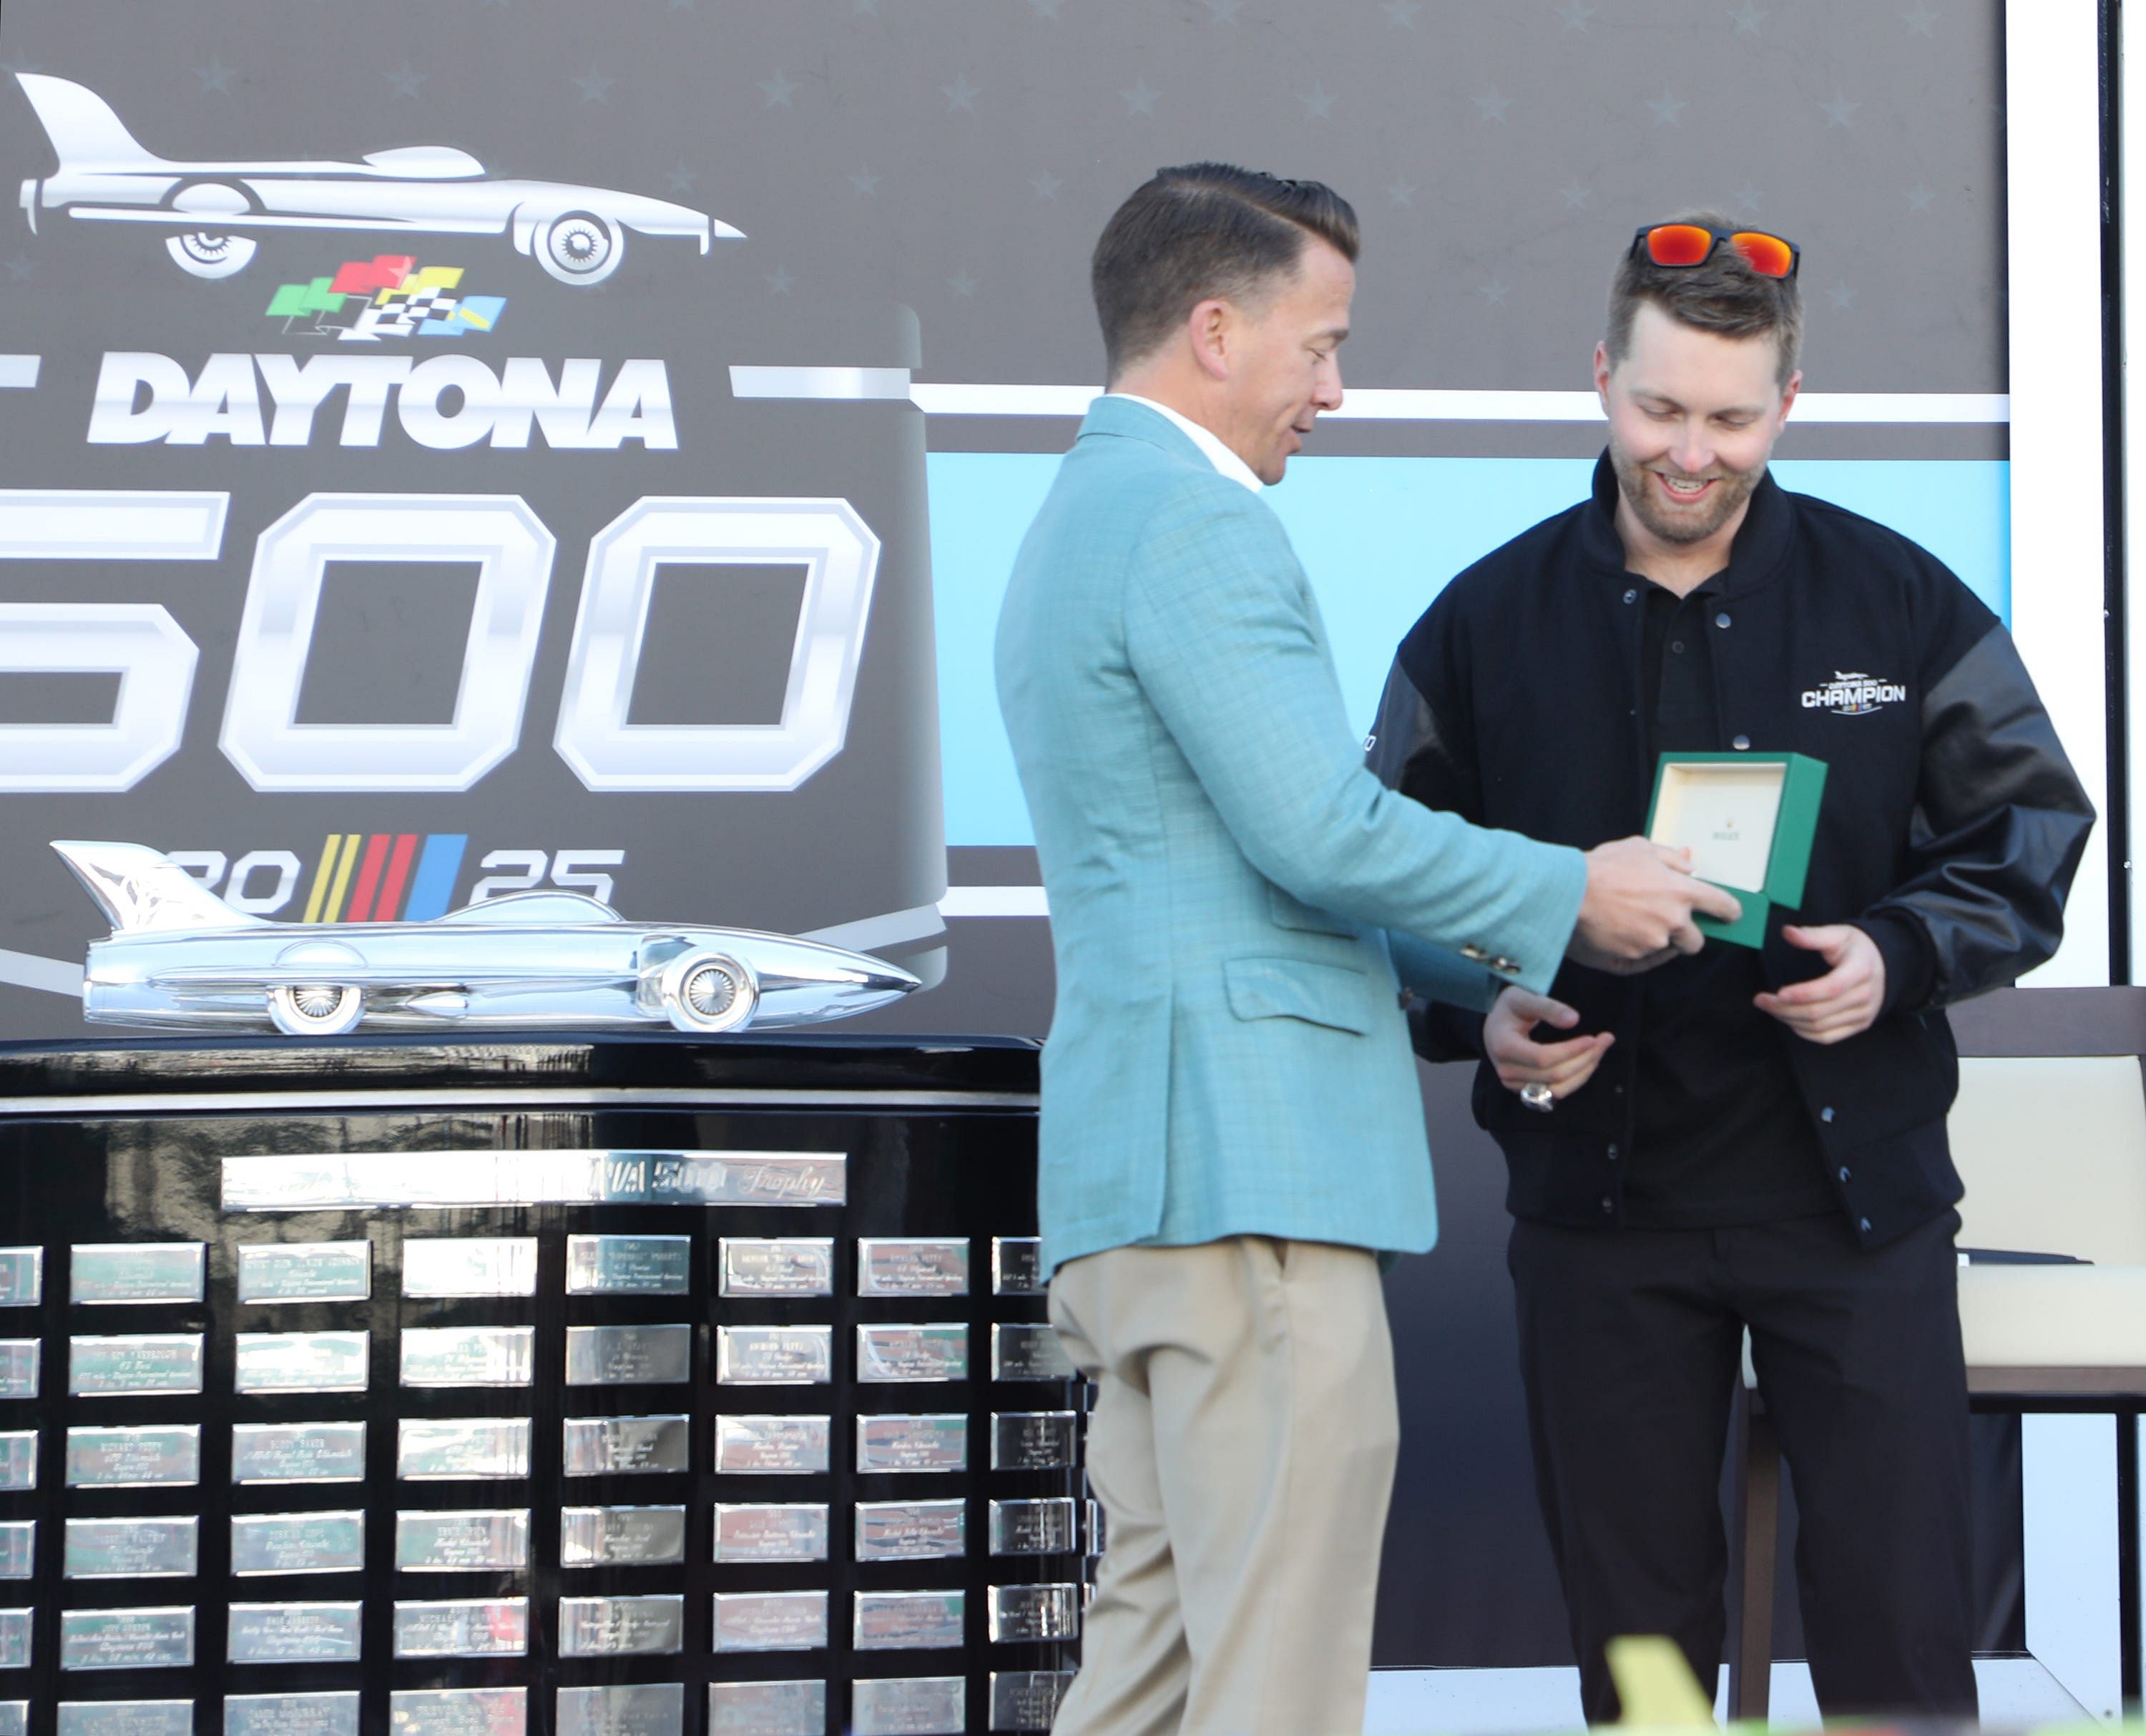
[1369,216,2094,1720]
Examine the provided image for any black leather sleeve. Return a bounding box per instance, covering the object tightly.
[1866,623,2096,1008]
[1368,659,1493,1061]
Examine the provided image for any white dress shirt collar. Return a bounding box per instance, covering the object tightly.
[1105,393,1264,494]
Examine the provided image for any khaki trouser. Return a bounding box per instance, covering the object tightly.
[1046,1236,1401,1736]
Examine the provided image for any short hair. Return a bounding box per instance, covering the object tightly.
[1606,210,1803,386]
[1091,163,1360,381]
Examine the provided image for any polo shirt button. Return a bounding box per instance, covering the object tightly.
[1623,589,1637,604]
[1820,1106,1835,1123]
[1858,1217,1873,1234]
[1460,944,1487,961]
[1732,734,1751,750]
[1838,1165,1851,1183]
[1607,1144,1620,1162]
[1492,956,1520,974]
[1601,1197,1615,1215]
[1716,611,1732,629]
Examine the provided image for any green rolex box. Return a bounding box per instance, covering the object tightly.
[1643,751,1829,948]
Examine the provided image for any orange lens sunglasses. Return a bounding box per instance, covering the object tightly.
[1632,222,1799,280]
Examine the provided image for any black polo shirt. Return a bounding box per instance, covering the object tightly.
[1624,572,1833,1227]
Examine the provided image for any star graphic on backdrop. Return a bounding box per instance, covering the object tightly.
[1821,89,1858,126]
[666,162,698,194]
[1382,0,1421,26]
[1906,182,1934,210]
[195,57,237,94]
[572,67,614,102]
[667,0,695,13]
[1032,169,1064,199]
[854,0,878,12]
[1203,0,1243,21]
[766,265,795,295]
[1730,1,1765,35]
[476,0,509,11]
[1028,0,1064,17]
[1647,91,1686,125]
[1386,178,1416,205]
[4,255,38,283]
[1827,282,1856,309]
[1733,182,1763,211]
[1297,80,1337,120]
[1474,89,1514,122]
[1554,0,1597,30]
[850,167,883,195]
[758,69,799,107]
[1903,2,1939,33]
[942,72,981,112]
[1560,180,1591,207]
[0,56,40,76]
[1481,277,1509,305]
[1120,79,1160,117]
[949,269,979,298]
[383,59,427,99]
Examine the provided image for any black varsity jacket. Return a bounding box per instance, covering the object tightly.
[1368,455,2095,1248]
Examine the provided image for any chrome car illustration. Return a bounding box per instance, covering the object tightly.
[54,842,917,1036]
[14,74,740,285]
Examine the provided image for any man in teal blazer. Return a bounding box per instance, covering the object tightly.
[995,165,1733,1736]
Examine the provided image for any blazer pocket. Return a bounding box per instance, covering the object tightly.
[1223,956,1373,1036]
[1268,883,1357,938]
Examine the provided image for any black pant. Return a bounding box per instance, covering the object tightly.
[1507,1210,1978,1724]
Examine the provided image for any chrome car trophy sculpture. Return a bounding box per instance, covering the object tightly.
[54,841,918,1036]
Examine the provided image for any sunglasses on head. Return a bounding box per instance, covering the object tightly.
[1632,222,1800,280]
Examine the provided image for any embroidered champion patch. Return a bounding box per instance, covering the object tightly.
[1800,670,1908,715]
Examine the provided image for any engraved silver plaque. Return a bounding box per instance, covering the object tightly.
[989,1672,1076,1733]
[987,1583,1080,1644]
[394,1509,529,1572]
[558,1594,684,1657]
[990,1412,1078,1472]
[715,1325,831,1386]
[565,1236,690,1296]
[58,1706,191,1736]
[710,1590,828,1653]
[0,1433,33,1492]
[397,1417,530,1481]
[990,1323,1077,1383]
[0,1609,26,1669]
[712,1504,829,1564]
[858,1324,969,1384]
[858,1239,971,1298]
[718,1237,834,1298]
[557,1687,681,1736]
[391,1598,529,1658]
[714,1415,829,1475]
[858,1500,967,1561]
[224,1149,847,1211]
[707,1682,824,1736]
[227,1693,361,1736]
[851,1677,966,1736]
[989,1499,1077,1556]
[403,1238,538,1298]
[564,1324,690,1386]
[855,1591,966,1651]
[231,1511,366,1576]
[236,1242,371,1305]
[0,1343,34,1400]
[390,1690,526,1736]
[59,1607,195,1670]
[991,1239,1045,1298]
[0,1523,31,1579]
[67,1424,199,1489]
[69,1333,200,1396]
[64,1515,198,1579]
[232,1421,367,1485]
[227,1602,362,1664]
[401,1326,533,1388]
[235,1332,369,1395]
[563,1414,688,1477]
[857,1414,967,1474]
[559,1506,686,1567]
[0,1250,41,1308]
[70,1243,204,1305]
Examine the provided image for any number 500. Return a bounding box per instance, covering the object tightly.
[0,490,881,793]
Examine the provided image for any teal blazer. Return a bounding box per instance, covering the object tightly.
[994,397,1587,1273]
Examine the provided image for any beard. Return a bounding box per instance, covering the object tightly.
[1608,439,1761,546]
